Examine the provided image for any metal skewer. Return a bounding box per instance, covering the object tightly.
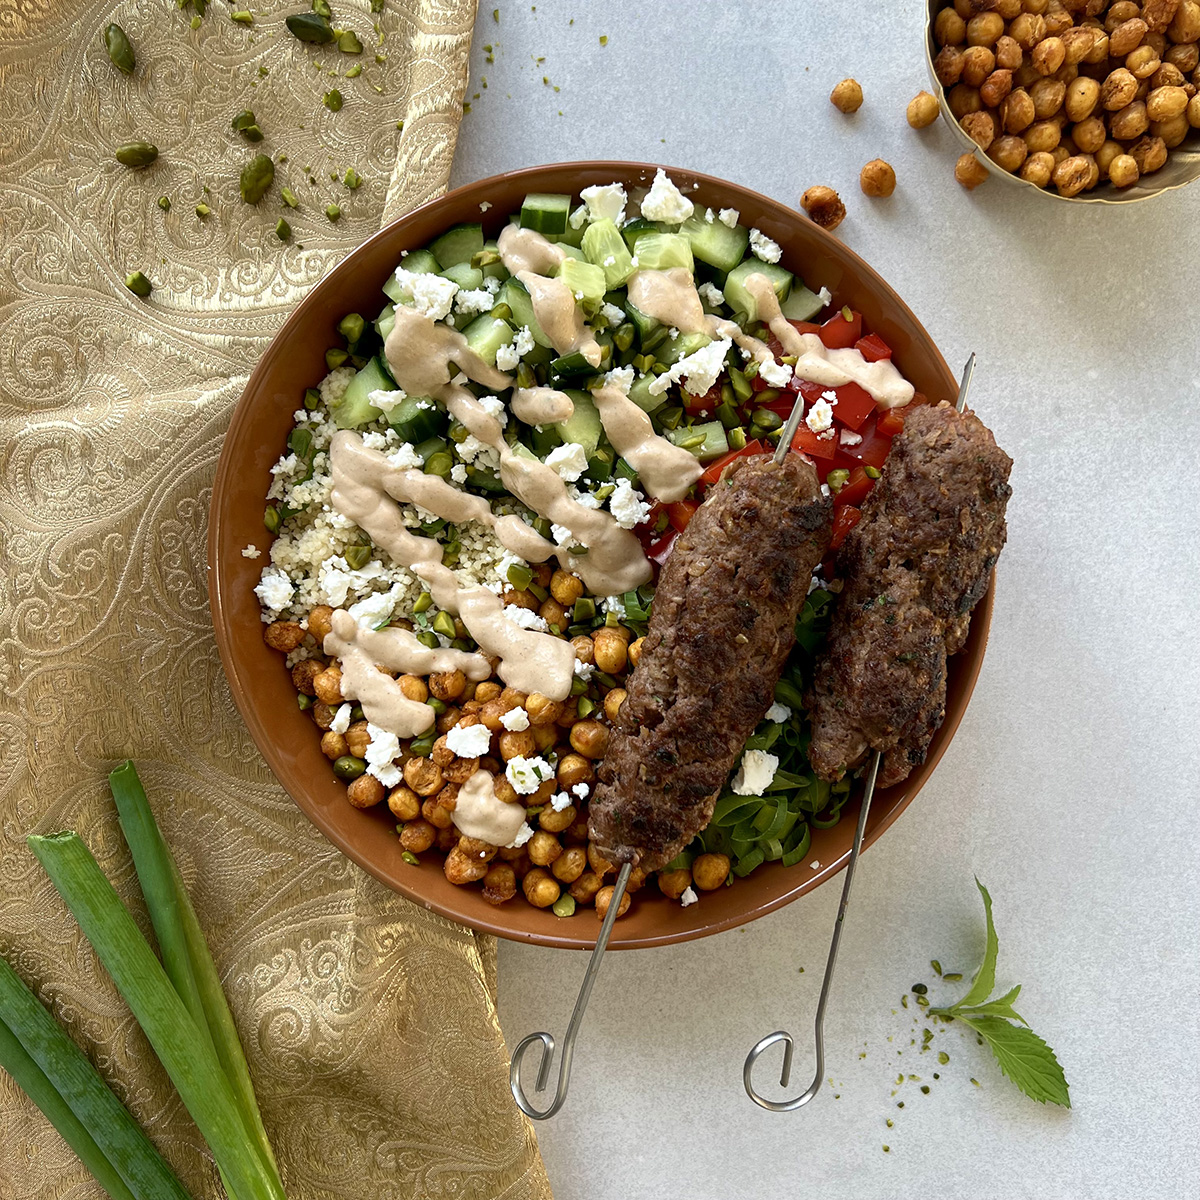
[742,352,976,1112]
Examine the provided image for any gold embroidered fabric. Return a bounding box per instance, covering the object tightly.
[0,2,551,1198]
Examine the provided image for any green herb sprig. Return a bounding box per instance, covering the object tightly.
[930,879,1071,1108]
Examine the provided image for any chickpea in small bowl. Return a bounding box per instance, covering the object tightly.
[926,0,1200,202]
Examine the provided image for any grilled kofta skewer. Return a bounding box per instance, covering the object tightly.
[590,454,833,871]
[807,401,1013,789]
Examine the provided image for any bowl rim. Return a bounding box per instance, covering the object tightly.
[209,159,994,951]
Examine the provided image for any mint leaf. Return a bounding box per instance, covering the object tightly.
[958,877,999,1007]
[962,1016,1071,1108]
[950,984,1028,1027]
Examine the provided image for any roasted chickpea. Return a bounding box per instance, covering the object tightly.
[1152,62,1188,88]
[387,785,421,822]
[692,852,731,891]
[1110,98,1150,137]
[799,184,846,230]
[531,724,558,754]
[312,665,343,705]
[539,803,576,833]
[523,867,560,908]
[1105,0,1142,29]
[311,700,336,731]
[569,870,604,905]
[1107,152,1141,186]
[1002,87,1037,130]
[857,156,898,195]
[436,706,462,735]
[564,812,590,844]
[627,637,645,668]
[1166,42,1200,73]
[307,605,334,644]
[592,628,628,674]
[1024,117,1063,151]
[657,869,692,901]
[555,698,579,729]
[1052,153,1093,195]
[429,670,466,701]
[346,774,385,809]
[399,818,436,853]
[430,734,456,768]
[961,110,998,148]
[1146,83,1189,119]
[1011,12,1047,48]
[935,6,967,45]
[995,0,1021,16]
[1065,76,1101,120]
[1051,143,1072,166]
[1102,67,1139,108]
[1084,28,1111,63]
[1031,36,1066,75]
[1109,16,1149,57]
[1023,0,1049,13]
[570,637,595,670]
[478,699,508,732]
[955,151,991,188]
[603,688,627,723]
[551,845,587,883]
[961,45,997,87]
[934,45,967,86]
[1072,114,1108,152]
[443,756,480,784]
[948,82,984,117]
[1030,75,1066,116]
[398,674,428,703]
[546,569,583,606]
[995,34,1024,69]
[989,133,1030,169]
[556,752,594,789]
[444,845,489,885]
[968,11,1005,45]
[1130,133,1169,171]
[587,842,613,878]
[569,720,609,760]
[493,774,521,805]
[1057,25,1094,66]
[502,587,539,612]
[907,90,941,127]
[403,756,443,797]
[496,728,534,761]
[527,830,564,867]
[482,862,517,905]
[345,720,371,758]
[321,730,349,760]
[1095,139,1123,176]
[1187,92,1200,124]
[474,680,502,704]
[1127,44,1162,78]
[1042,3,1073,36]
[1019,148,1057,184]
[537,598,567,631]
[595,885,631,920]
[421,795,454,829]
[981,67,1015,106]
[264,620,306,652]
[830,78,864,112]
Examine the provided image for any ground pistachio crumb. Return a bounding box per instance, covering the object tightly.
[886,1118,894,1128]
[275,217,291,241]
[938,1051,949,1065]
[599,34,608,44]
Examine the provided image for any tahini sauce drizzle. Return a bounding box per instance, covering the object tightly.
[591,384,702,503]
[511,386,574,425]
[452,768,528,847]
[626,268,709,335]
[744,275,915,409]
[384,305,512,395]
[324,609,489,738]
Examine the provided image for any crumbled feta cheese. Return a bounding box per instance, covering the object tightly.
[255,567,294,615]
[347,581,406,628]
[505,605,550,633]
[608,478,651,530]
[500,706,530,732]
[765,702,792,724]
[818,286,832,306]
[446,723,492,757]
[648,338,732,398]
[808,574,824,595]
[571,782,589,799]
[604,365,634,394]
[450,463,468,483]
[640,168,694,223]
[479,200,493,212]
[330,703,352,734]
[573,659,594,681]
[505,755,554,795]
[569,488,601,510]
[458,434,500,470]
[364,723,403,787]
[386,442,424,470]
[698,281,725,308]
[367,388,407,415]
[391,268,458,321]
[806,397,834,434]
[704,208,715,223]
[680,886,699,908]
[485,276,501,294]
[581,182,628,225]
[758,356,793,387]
[549,791,572,812]
[241,545,261,559]
[749,228,782,264]
[550,522,573,546]
[477,394,508,429]
[454,287,495,316]
[495,343,519,371]
[810,860,821,870]
[718,207,740,228]
[600,594,626,619]
[820,483,831,498]
[568,203,588,229]
[508,823,535,848]
[732,749,779,796]
[545,442,589,482]
[600,301,626,327]
[513,326,535,356]
[316,555,389,608]
[839,429,863,447]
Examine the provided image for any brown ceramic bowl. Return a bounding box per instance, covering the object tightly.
[209,161,994,951]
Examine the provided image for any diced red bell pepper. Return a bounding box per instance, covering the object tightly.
[836,415,892,469]
[833,465,874,508]
[854,332,893,362]
[791,320,821,336]
[645,528,678,565]
[791,424,840,461]
[877,407,906,437]
[699,439,765,487]
[829,505,862,550]
[797,379,875,431]
[666,499,698,533]
[683,383,721,415]
[819,310,862,350]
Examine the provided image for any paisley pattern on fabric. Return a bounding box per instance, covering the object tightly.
[0,1,550,1196]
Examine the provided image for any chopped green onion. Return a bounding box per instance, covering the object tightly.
[303,387,321,410]
[325,347,348,370]
[528,581,549,602]
[262,506,280,534]
[827,468,850,494]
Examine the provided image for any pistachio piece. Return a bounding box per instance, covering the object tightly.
[157,195,171,211]
[104,24,135,74]
[325,202,341,221]
[323,88,343,111]
[115,141,159,168]
[343,167,362,189]
[124,271,152,297]
[239,152,275,204]
[338,29,363,53]
[285,12,335,43]
[275,217,292,241]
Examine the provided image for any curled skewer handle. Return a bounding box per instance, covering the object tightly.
[743,751,880,1112]
[510,861,633,1120]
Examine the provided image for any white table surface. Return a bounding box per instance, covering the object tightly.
[451,4,1200,1197]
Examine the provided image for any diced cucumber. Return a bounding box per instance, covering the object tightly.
[330,356,391,429]
[496,277,552,347]
[430,223,483,268]
[656,331,712,368]
[383,249,439,300]
[465,466,506,492]
[556,389,603,455]
[557,257,607,309]
[680,208,750,273]
[375,303,396,340]
[413,435,448,463]
[781,284,826,322]
[509,440,539,463]
[440,261,484,291]
[724,260,794,322]
[628,372,666,414]
[582,219,636,288]
[478,240,508,280]
[520,193,571,235]
[668,420,729,462]
[462,314,515,366]
[620,217,659,250]
[585,449,614,482]
[631,232,694,272]
[548,352,596,383]
[529,424,562,456]
[623,300,661,346]
[388,394,447,443]
[550,221,586,249]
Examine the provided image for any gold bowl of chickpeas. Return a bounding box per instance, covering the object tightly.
[927,0,1200,199]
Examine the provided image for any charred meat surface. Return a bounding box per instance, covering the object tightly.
[807,402,1013,788]
[590,454,833,870]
